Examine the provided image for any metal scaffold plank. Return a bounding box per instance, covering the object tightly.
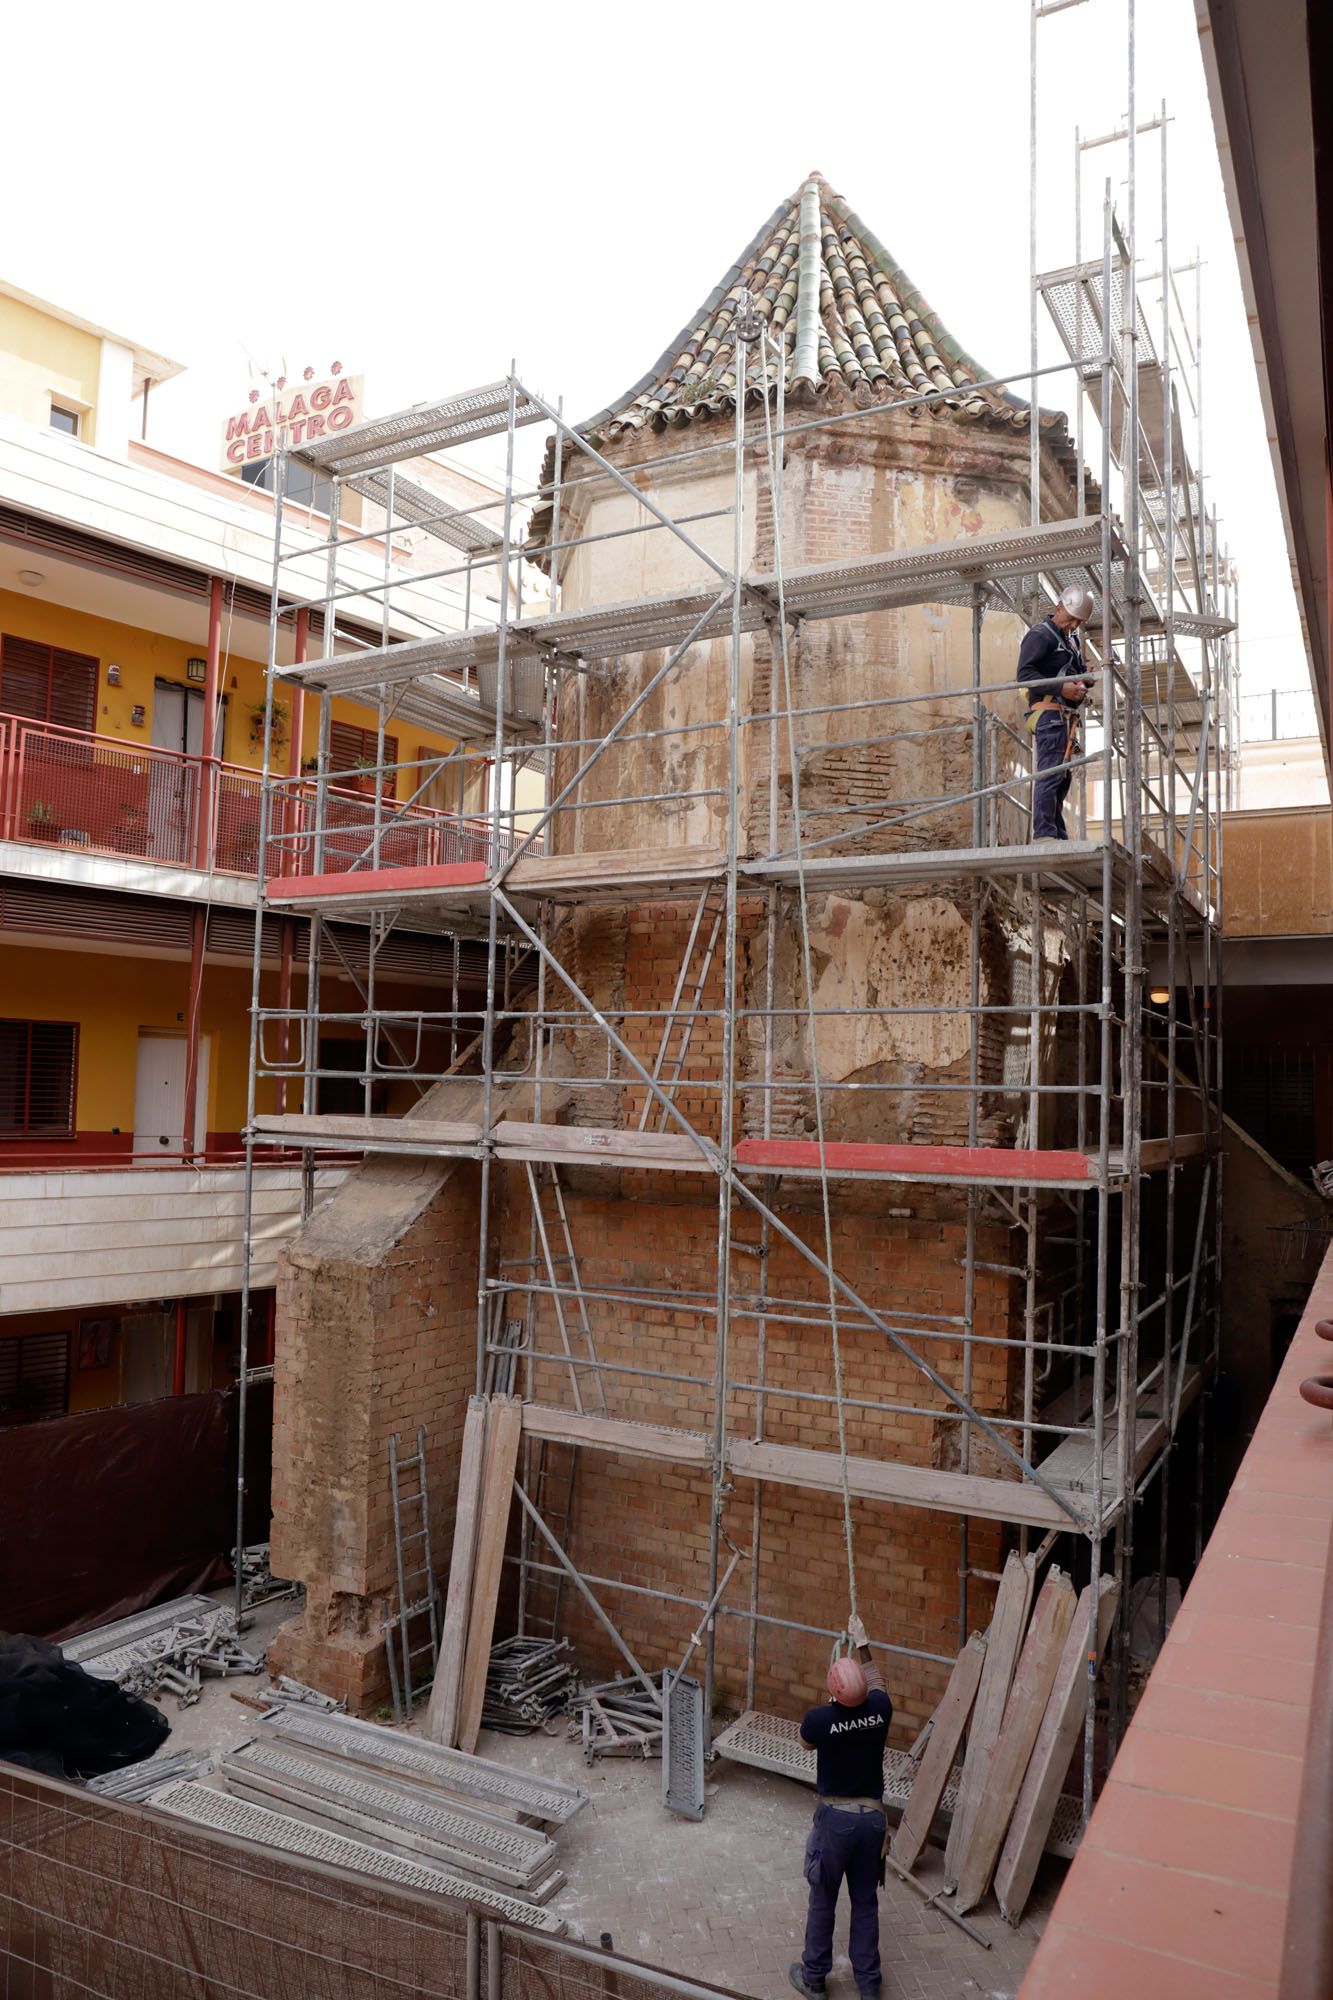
[151,1781,566,1931]
[279,515,1125,708]
[291,381,545,477]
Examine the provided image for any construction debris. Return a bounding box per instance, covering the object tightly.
[87,1749,213,1801]
[482,1635,575,1732]
[232,1542,299,1610]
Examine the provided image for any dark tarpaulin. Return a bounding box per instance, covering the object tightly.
[0,1381,273,1642]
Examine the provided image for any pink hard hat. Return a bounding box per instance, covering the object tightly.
[827,1656,868,1705]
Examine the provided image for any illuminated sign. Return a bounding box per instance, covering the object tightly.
[221,369,363,470]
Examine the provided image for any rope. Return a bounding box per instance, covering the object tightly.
[756,329,858,1625]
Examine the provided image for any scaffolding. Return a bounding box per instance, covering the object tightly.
[236,0,1232,1826]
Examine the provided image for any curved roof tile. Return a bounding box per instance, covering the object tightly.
[576,173,1028,440]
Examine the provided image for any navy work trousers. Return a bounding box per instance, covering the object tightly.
[1032,707,1076,840]
[801,1801,885,1994]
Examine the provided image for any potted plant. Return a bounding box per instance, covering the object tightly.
[25,799,58,842]
[247,698,289,749]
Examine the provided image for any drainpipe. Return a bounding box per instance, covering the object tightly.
[195,577,224,871]
[275,607,308,1111]
[182,906,206,1162]
[172,1298,188,1396]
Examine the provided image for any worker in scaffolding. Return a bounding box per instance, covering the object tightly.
[1019,584,1096,840]
[789,1615,892,2000]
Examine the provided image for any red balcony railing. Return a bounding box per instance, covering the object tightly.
[0,713,534,881]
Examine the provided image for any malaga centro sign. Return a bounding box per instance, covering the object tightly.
[221,371,364,469]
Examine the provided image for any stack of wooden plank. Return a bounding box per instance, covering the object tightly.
[426,1394,523,1753]
[890,1552,1118,1922]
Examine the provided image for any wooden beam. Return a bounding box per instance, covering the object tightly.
[493,1122,713,1173]
[953,1566,1077,1915]
[518,1407,1076,1529]
[891,1632,987,1874]
[455,1396,523,1756]
[507,844,726,899]
[944,1552,1036,1890]
[733,1138,1095,1185]
[253,1113,483,1151]
[425,1396,488,1748]
[995,1574,1118,1923]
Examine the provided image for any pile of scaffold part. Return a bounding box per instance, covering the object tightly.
[571,1671,667,1763]
[153,1702,589,1918]
[87,1749,213,1801]
[60,1598,263,1707]
[481,1636,576,1733]
[712,1555,1119,1925]
[229,1673,347,1717]
[232,1542,300,1610]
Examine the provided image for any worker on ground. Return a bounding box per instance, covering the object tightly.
[789,1615,892,2000]
[1018,585,1096,840]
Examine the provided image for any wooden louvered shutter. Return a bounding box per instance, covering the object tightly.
[0,1019,79,1136]
[330,721,398,796]
[0,1331,71,1421]
[0,635,97,730]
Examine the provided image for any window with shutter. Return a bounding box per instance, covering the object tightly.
[0,1019,79,1137]
[0,635,97,731]
[0,1331,71,1423]
[329,721,398,796]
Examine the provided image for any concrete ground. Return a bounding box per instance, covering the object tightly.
[470,1722,1060,2000]
[145,1595,1059,2000]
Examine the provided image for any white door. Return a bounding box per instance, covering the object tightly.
[133,1030,208,1158]
[120,1309,172,1404]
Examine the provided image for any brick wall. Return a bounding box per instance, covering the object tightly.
[269,1162,481,1708]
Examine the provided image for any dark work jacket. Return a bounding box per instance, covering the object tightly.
[1017,616,1086,707]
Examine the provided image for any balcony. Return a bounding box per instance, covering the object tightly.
[0,1159,348,1315]
[0,711,522,889]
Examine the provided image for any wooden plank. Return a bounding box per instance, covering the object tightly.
[728,1438,1074,1530]
[733,1138,1094,1185]
[890,1633,987,1874]
[953,1566,1078,1915]
[508,844,725,896]
[425,1396,489,1748]
[455,1396,523,1756]
[944,1552,1036,1890]
[517,1407,1077,1530]
[521,1405,711,1469]
[994,1574,1118,1924]
[493,1121,714,1172]
[254,1113,483,1150]
[1137,1131,1208,1170]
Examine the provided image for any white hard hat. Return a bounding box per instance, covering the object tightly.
[1059,585,1096,621]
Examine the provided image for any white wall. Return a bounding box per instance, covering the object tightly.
[0,1163,346,1315]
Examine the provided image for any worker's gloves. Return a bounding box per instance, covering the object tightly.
[846,1614,868,1650]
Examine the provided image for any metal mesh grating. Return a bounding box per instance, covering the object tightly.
[151,1782,565,1931]
[264,1708,587,1824]
[662,1674,705,1821]
[225,1743,555,1870]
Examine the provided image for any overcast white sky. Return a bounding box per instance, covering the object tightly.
[2,0,1308,704]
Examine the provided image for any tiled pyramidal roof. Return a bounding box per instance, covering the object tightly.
[578,173,1028,440]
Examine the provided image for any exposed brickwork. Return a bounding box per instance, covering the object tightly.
[268,1162,481,1708]
[272,403,1084,1724]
